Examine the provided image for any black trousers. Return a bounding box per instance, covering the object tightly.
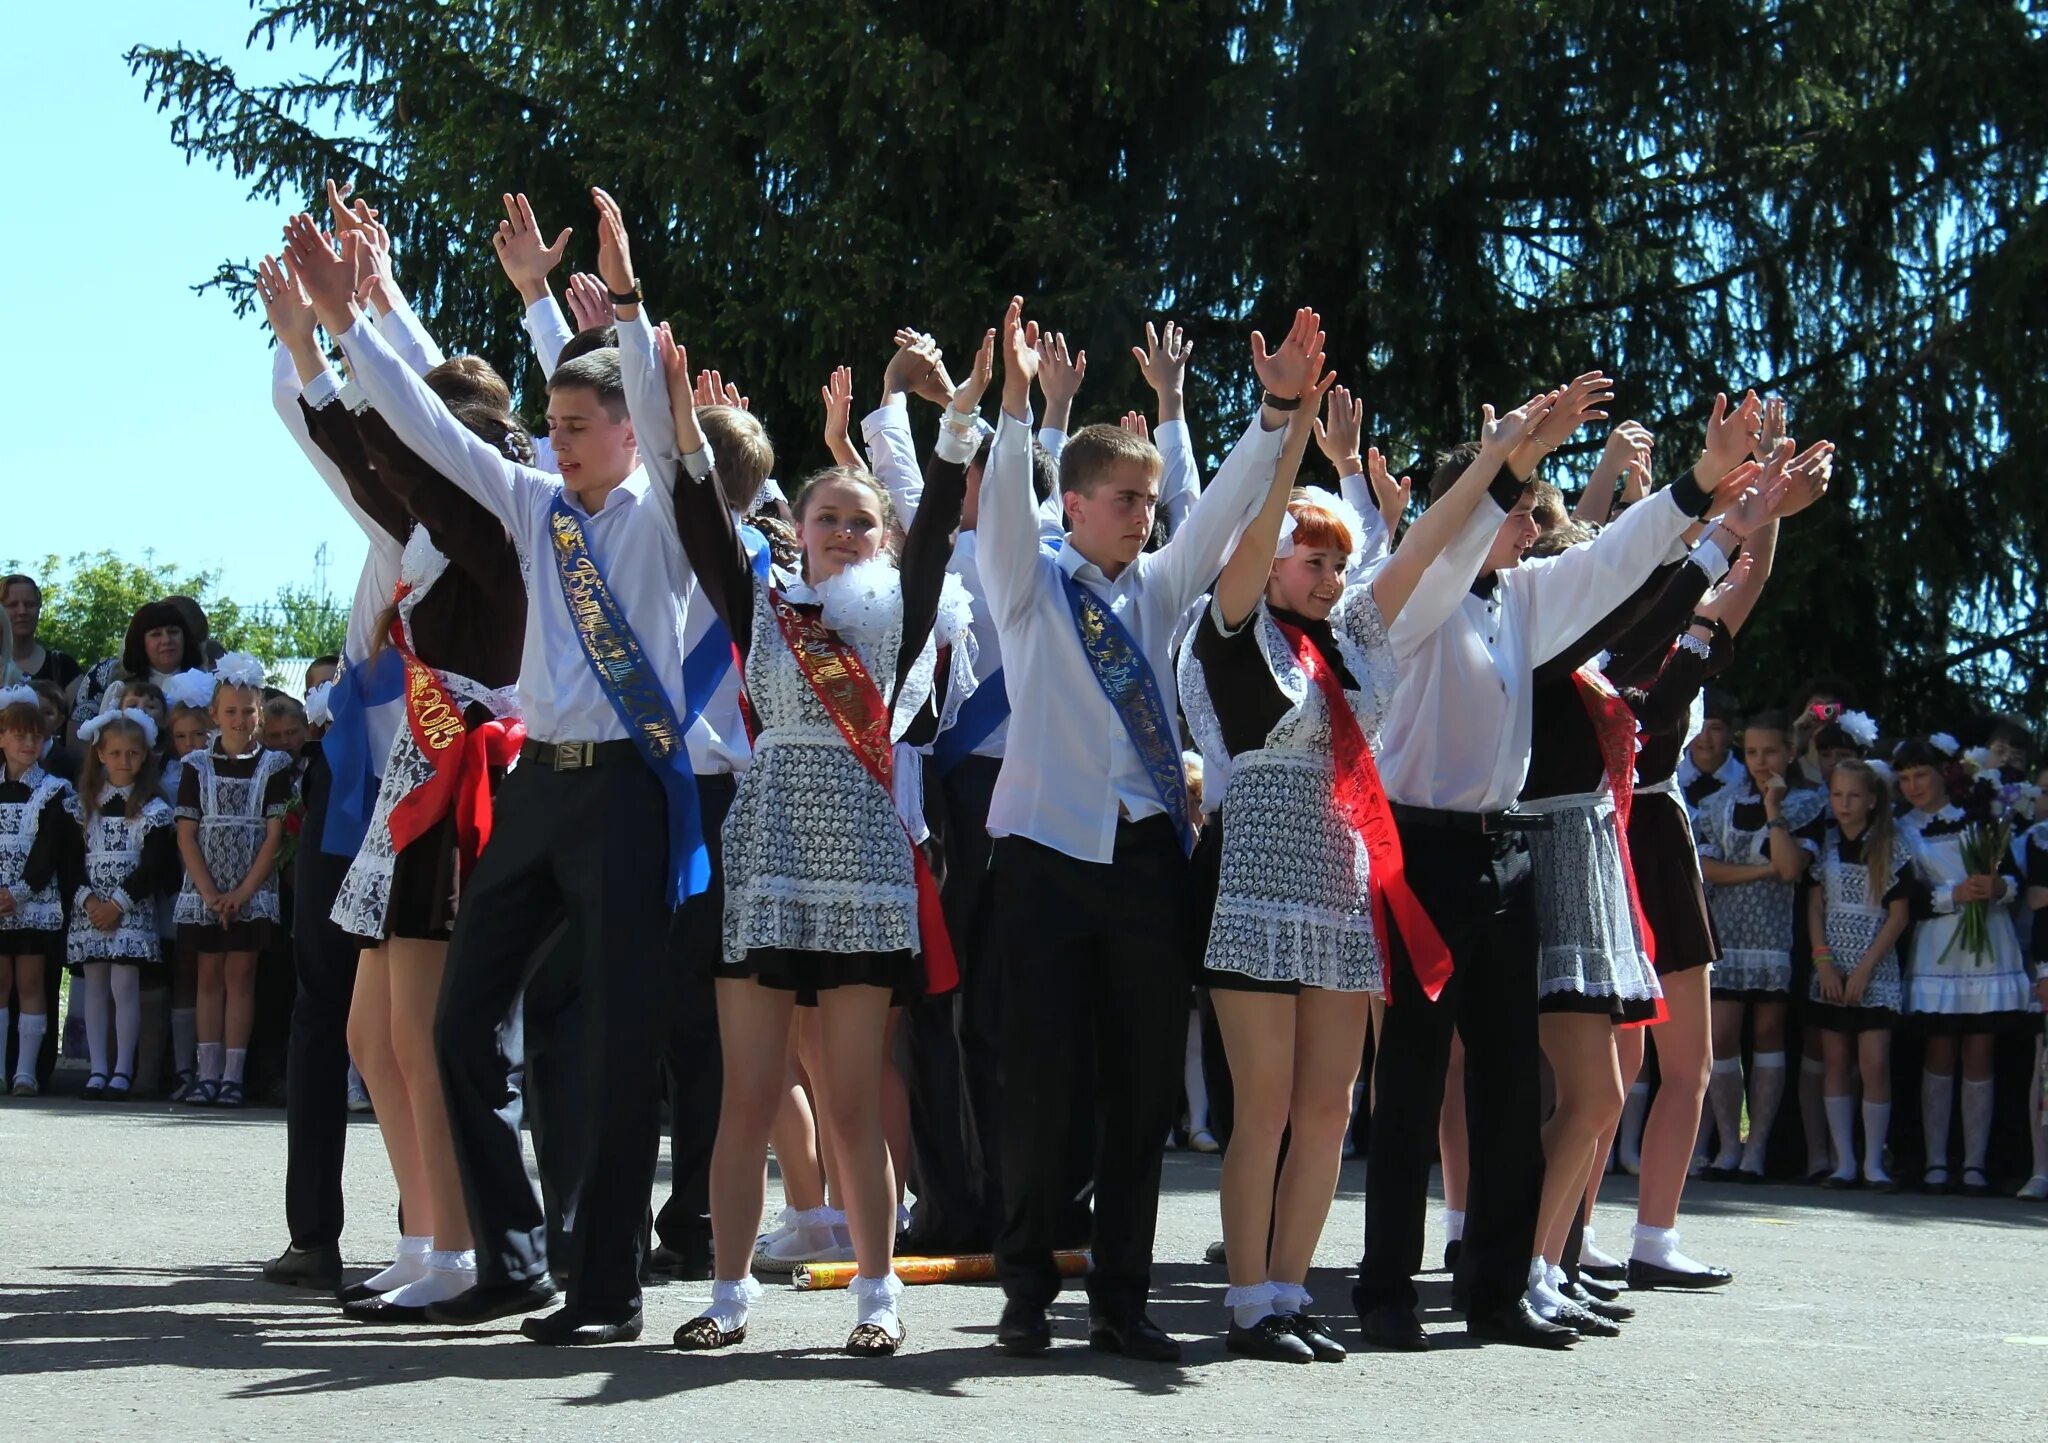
[435,753,669,1318]
[520,922,583,1270]
[652,773,736,1263]
[900,754,1004,1246]
[1358,821,1544,1317]
[993,817,1191,1321]
[284,752,362,1251]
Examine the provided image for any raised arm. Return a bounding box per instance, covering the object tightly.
[978,297,1049,631]
[823,366,866,472]
[492,191,571,325]
[1211,371,1335,628]
[355,409,524,584]
[652,321,752,649]
[1134,322,1198,534]
[1036,330,1086,441]
[301,395,413,546]
[1574,421,1654,524]
[895,356,992,692]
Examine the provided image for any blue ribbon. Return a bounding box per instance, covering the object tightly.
[931,665,1009,776]
[682,525,771,701]
[547,497,708,904]
[318,646,403,857]
[1057,571,1194,854]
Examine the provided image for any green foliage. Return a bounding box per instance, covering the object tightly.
[5,551,346,667]
[126,0,2048,729]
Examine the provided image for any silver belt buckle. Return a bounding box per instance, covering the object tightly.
[554,741,594,770]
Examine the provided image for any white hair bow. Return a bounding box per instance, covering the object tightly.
[78,707,160,750]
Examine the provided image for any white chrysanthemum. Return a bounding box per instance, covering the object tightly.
[813,557,903,650]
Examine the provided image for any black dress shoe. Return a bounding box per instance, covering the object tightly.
[1578,1257,1626,1283]
[646,1245,713,1282]
[341,1295,431,1324]
[1561,1281,1634,1321]
[262,1243,342,1291]
[996,1300,1052,1357]
[425,1276,558,1325]
[1088,1312,1182,1363]
[1358,1302,1428,1352]
[1820,1173,1859,1191]
[1227,1315,1315,1363]
[1203,1239,1228,1266]
[1466,1299,1577,1349]
[1280,1313,1346,1362]
[1441,1238,1461,1272]
[522,1306,644,1346]
[1626,1257,1732,1291]
[1698,1165,1740,1183]
[1545,1297,1621,1338]
[896,1226,987,1258]
[335,1280,386,1304]
[1575,1274,1624,1303]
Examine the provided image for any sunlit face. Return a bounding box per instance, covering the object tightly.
[1065,461,1160,570]
[304,660,339,691]
[545,385,637,492]
[97,732,148,788]
[1894,763,1946,814]
[211,685,260,750]
[2,725,43,775]
[798,477,886,581]
[1742,727,1791,789]
[3,581,38,642]
[264,712,308,756]
[120,689,167,729]
[1829,770,1875,835]
[1691,717,1731,763]
[1483,492,1541,573]
[1266,545,1347,622]
[171,712,212,757]
[1988,736,2028,772]
[143,625,185,673]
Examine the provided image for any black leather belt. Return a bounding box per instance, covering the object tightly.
[518,738,642,772]
[1390,802,1554,834]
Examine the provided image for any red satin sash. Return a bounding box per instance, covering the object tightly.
[770,596,958,995]
[1275,621,1453,1001]
[382,591,524,879]
[1573,665,1665,1027]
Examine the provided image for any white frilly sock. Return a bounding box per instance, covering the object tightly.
[384,1248,478,1308]
[1225,1281,1276,1329]
[700,1276,762,1333]
[850,1271,905,1341]
[1631,1223,1716,1276]
[1862,1101,1893,1183]
[1442,1207,1466,1243]
[1270,1280,1312,1316]
[1824,1094,1858,1182]
[1525,1257,1569,1320]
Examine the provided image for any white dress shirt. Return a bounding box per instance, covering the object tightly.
[1376,476,1712,814]
[979,408,1285,863]
[335,313,697,746]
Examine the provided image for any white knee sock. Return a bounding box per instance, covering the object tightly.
[1617,1081,1650,1172]
[1442,1207,1466,1243]
[224,1048,248,1086]
[1708,1059,1744,1167]
[1921,1070,1955,1175]
[171,1006,197,1076]
[1740,1052,1787,1174]
[1183,1010,1211,1135]
[362,1234,433,1294]
[1823,1094,1858,1181]
[700,1276,762,1332]
[1961,1078,1995,1174]
[110,965,141,1078]
[385,1248,478,1308]
[14,1012,47,1084]
[1800,1053,1831,1171]
[196,1041,223,1083]
[1631,1222,1717,1275]
[82,963,113,1077]
[1862,1101,1893,1183]
[1225,1281,1276,1328]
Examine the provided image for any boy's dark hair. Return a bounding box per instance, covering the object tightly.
[548,348,628,421]
[311,654,341,669]
[558,325,620,368]
[1890,738,1946,774]
[1789,675,1856,715]
[264,695,308,721]
[1427,441,1485,504]
[120,600,192,678]
[2,573,38,602]
[1030,440,1059,505]
[450,400,537,467]
[1059,424,1162,499]
[1742,707,1792,743]
[701,405,776,515]
[1702,688,1737,723]
[117,681,167,710]
[1986,715,2033,756]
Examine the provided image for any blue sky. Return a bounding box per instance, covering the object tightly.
[0,2,366,604]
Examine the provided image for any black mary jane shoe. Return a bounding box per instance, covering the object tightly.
[1227,1314,1315,1363]
[1575,1275,1624,1303]
[996,1300,1052,1357]
[845,1321,905,1357]
[1578,1257,1626,1284]
[342,1294,431,1324]
[674,1315,747,1351]
[1281,1313,1347,1362]
[1863,1174,1900,1195]
[1087,1312,1182,1364]
[104,1072,133,1102]
[522,1307,644,1346]
[1920,1167,1952,1195]
[1820,1173,1860,1191]
[1625,1257,1733,1291]
[335,1280,388,1305]
[424,1276,558,1326]
[1561,1281,1633,1322]
[82,1073,108,1101]
[1960,1168,1994,1199]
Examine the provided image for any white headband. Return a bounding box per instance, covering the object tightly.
[213,651,267,690]
[0,684,37,711]
[78,707,160,750]
[1274,490,1369,574]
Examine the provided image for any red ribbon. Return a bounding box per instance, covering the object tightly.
[770,597,957,995]
[1275,621,1453,1001]
[452,718,526,881]
[1572,666,1666,1027]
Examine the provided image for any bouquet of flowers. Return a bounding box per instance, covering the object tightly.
[1946,749,2040,959]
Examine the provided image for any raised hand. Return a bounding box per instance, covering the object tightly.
[565,272,615,333]
[1366,446,1412,528]
[1773,439,1835,520]
[883,329,947,406]
[589,187,636,307]
[1704,458,1766,521]
[1119,411,1151,441]
[1035,332,1086,430]
[349,206,402,313]
[1479,389,1562,460]
[654,321,705,455]
[1596,419,1654,478]
[1251,307,1325,401]
[492,192,572,304]
[1754,394,1787,462]
[999,296,1041,420]
[1525,371,1615,455]
[255,255,318,350]
[281,214,360,334]
[1131,321,1191,422]
[821,364,859,468]
[326,178,380,234]
[1619,449,1653,504]
[1312,383,1365,471]
[950,327,996,415]
[1698,390,1765,481]
[693,369,748,411]
[1694,553,1754,621]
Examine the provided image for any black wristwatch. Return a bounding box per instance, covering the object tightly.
[608,280,643,307]
[1262,390,1301,411]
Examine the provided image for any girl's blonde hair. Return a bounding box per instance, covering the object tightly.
[81,714,162,824]
[1831,758,1895,905]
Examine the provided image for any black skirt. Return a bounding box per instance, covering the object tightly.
[0,927,62,961]
[177,919,274,953]
[381,811,462,943]
[1628,791,1717,977]
[1539,990,1663,1024]
[729,946,922,1007]
[1804,1002,1898,1034]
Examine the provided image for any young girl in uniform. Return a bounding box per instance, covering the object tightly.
[1802,758,1913,1190]
[0,686,74,1095]
[160,671,217,1101]
[174,655,294,1108]
[66,711,181,1100]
